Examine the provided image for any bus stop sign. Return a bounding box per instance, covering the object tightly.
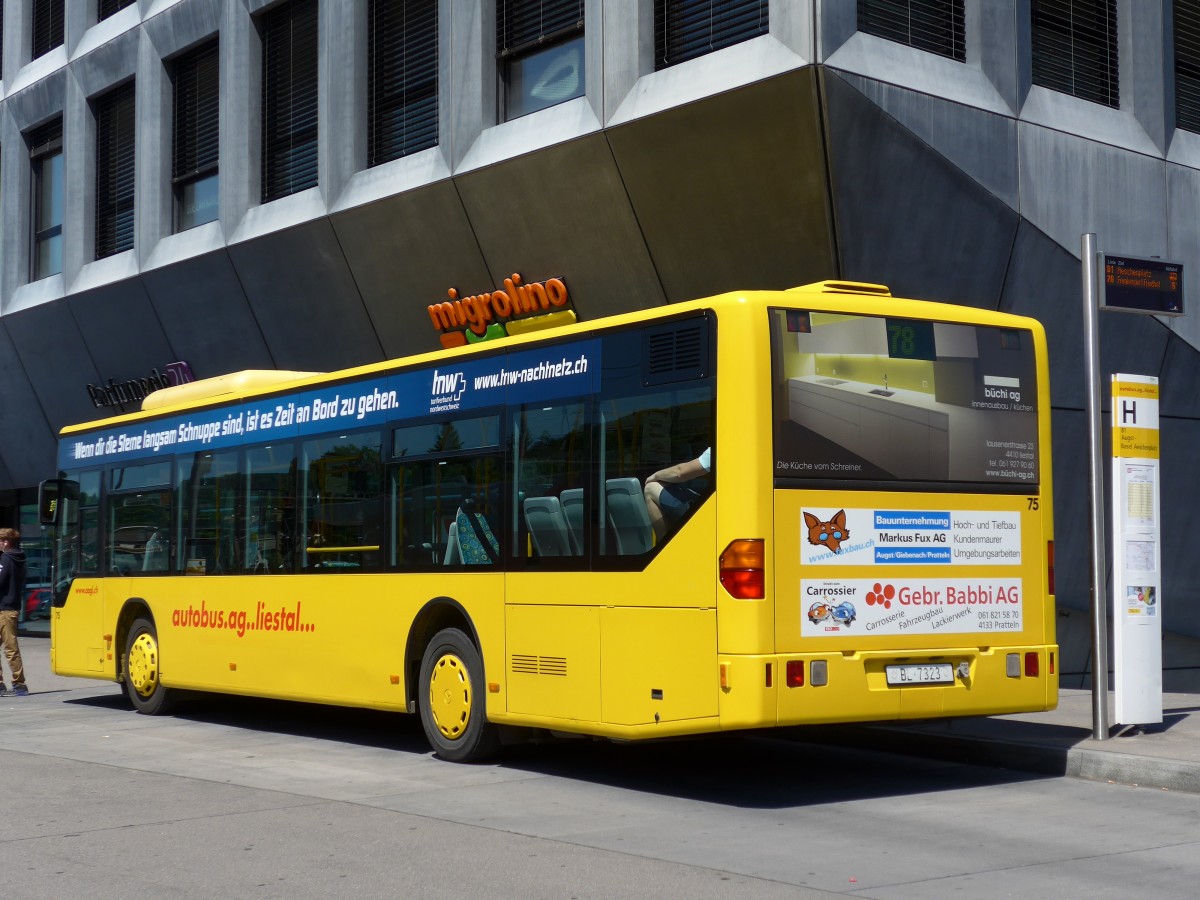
[1101,255,1185,316]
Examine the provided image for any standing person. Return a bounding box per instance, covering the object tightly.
[0,527,29,697]
[643,447,712,541]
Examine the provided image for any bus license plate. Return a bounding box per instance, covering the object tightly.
[886,663,954,686]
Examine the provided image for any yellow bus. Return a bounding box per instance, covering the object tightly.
[41,281,1056,761]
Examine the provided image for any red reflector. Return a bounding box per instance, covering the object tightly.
[1047,540,1055,596]
[786,660,804,688]
[719,539,765,599]
[720,568,764,599]
[1025,652,1039,677]
[1049,652,1055,675]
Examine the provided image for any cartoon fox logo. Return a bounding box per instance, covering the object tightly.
[804,509,849,553]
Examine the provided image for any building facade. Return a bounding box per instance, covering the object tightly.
[0,0,1197,677]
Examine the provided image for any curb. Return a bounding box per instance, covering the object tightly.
[797,724,1200,794]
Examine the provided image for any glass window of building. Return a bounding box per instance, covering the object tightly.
[94,81,136,259]
[655,0,769,70]
[368,0,438,166]
[1176,1,1200,132]
[99,0,136,20]
[172,39,220,230]
[260,0,319,202]
[28,119,64,281]
[497,0,584,120]
[1031,0,1118,107]
[857,0,964,61]
[32,0,64,60]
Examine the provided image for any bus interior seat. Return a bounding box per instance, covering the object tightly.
[443,521,462,565]
[604,478,654,555]
[523,496,574,557]
[560,488,584,554]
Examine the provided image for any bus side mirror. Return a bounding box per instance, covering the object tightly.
[39,479,79,526]
[38,480,60,525]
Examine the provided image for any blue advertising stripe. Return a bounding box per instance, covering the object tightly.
[874,547,953,564]
[58,339,601,470]
[873,510,951,530]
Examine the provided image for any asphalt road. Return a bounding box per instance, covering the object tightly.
[5,636,1200,899]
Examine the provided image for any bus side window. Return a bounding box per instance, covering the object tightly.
[301,432,383,572]
[511,402,587,563]
[595,395,713,556]
[177,450,240,575]
[107,461,173,575]
[56,470,100,585]
[389,415,502,569]
[245,444,297,573]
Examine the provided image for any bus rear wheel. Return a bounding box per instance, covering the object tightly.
[419,628,500,763]
[124,616,178,715]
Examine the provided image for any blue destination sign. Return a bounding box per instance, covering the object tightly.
[59,340,600,470]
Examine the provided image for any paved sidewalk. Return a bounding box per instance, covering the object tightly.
[10,634,1200,793]
[807,688,1200,793]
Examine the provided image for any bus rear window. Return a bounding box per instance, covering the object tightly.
[770,309,1039,486]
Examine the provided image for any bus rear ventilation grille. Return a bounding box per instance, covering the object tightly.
[511,654,568,676]
[643,321,708,386]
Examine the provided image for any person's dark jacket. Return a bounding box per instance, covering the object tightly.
[0,547,27,612]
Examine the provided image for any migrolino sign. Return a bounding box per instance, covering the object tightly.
[428,273,575,348]
[87,361,196,409]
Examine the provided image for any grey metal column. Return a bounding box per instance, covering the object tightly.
[1082,232,1110,740]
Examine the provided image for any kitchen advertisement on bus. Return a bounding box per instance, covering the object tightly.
[769,309,1040,485]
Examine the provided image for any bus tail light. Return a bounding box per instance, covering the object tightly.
[1047,540,1055,595]
[1025,652,1039,677]
[719,539,764,599]
[786,660,804,687]
[1049,651,1055,675]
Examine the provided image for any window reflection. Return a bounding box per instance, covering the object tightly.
[302,433,383,571]
[505,34,584,118]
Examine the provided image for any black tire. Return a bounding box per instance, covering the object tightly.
[123,616,178,715]
[419,628,500,762]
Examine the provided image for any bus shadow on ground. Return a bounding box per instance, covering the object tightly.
[498,730,1047,808]
[68,690,433,754]
[68,689,1049,808]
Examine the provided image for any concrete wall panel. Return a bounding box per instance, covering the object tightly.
[1,302,102,436]
[1160,417,1200,640]
[838,72,1019,209]
[1158,336,1200,420]
[1001,221,1087,408]
[1017,122,1167,262]
[1048,407,1102,620]
[608,70,834,302]
[824,71,1017,308]
[68,279,177,382]
[0,323,56,488]
[330,182,492,361]
[141,250,275,377]
[455,133,664,320]
[1164,163,1200,356]
[226,220,383,372]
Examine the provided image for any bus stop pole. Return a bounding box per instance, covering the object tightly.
[1082,233,1110,740]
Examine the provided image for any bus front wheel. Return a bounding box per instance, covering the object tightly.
[124,617,178,715]
[419,628,500,763]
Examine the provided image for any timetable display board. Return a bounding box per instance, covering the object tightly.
[1101,255,1184,316]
